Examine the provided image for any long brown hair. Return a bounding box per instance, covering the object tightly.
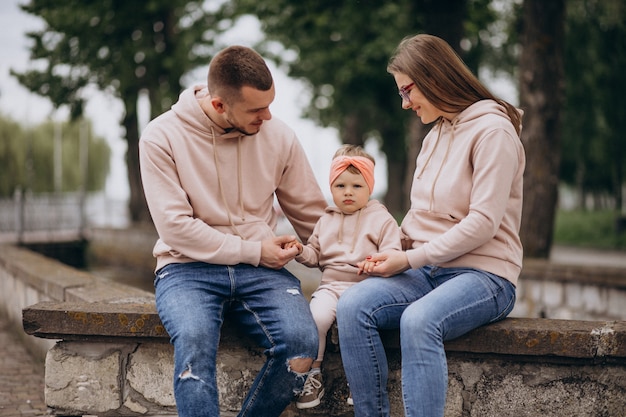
[387,34,521,135]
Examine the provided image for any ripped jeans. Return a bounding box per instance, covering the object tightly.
[154,262,319,417]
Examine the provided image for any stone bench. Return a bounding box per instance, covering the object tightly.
[4,242,626,416]
[23,300,626,417]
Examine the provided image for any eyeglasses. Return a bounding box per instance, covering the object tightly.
[398,82,415,102]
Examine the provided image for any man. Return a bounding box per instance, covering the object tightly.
[139,45,327,417]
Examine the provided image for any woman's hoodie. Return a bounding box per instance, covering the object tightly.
[401,99,525,285]
[139,85,327,271]
[296,199,402,284]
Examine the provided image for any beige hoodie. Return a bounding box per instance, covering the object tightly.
[402,99,525,285]
[139,85,327,271]
[297,200,402,283]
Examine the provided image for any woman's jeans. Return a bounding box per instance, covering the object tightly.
[154,262,319,417]
[337,266,516,417]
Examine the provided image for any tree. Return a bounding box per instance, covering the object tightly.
[12,0,229,222]
[229,0,496,218]
[561,0,626,215]
[518,0,566,257]
[0,113,110,197]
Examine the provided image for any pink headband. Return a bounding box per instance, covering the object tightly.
[329,156,375,194]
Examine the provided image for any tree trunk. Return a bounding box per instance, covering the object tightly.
[402,119,431,218]
[391,0,466,219]
[340,112,366,147]
[378,122,410,220]
[123,94,151,224]
[519,0,565,258]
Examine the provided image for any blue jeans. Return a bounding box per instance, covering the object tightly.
[154,262,319,417]
[336,266,516,417]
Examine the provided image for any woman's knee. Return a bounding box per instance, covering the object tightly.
[336,293,360,326]
[400,303,437,336]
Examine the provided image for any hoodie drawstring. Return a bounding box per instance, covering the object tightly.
[336,208,363,253]
[415,119,457,212]
[211,126,246,238]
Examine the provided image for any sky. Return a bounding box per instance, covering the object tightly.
[0,1,515,203]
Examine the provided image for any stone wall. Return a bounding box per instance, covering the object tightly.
[514,259,626,320]
[3,243,626,416]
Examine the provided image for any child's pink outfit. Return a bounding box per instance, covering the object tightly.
[296,199,402,362]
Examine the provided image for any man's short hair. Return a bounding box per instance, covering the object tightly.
[208,46,273,104]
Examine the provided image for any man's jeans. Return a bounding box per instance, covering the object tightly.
[337,265,516,417]
[155,262,318,417]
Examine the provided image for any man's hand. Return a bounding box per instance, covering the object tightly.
[260,235,300,269]
[357,250,410,277]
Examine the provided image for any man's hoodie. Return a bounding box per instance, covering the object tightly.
[401,99,525,285]
[139,85,327,271]
[296,200,402,283]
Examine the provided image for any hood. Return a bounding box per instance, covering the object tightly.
[416,99,521,211]
[171,85,243,141]
[448,99,517,128]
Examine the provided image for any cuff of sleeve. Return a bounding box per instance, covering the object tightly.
[240,240,262,266]
[406,247,428,270]
[295,246,309,263]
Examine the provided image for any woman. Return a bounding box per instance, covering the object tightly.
[336,34,525,417]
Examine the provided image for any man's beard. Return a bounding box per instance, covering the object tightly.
[226,117,256,136]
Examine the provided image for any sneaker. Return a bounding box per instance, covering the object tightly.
[347,391,353,406]
[296,372,325,409]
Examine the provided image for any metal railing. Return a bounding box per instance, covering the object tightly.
[0,190,129,243]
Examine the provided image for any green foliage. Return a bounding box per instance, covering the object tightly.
[554,209,626,249]
[13,0,236,221]
[0,116,26,197]
[12,0,226,118]
[0,113,110,197]
[229,0,501,170]
[232,0,414,155]
[560,0,626,205]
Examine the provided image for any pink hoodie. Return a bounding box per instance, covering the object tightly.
[402,100,525,285]
[139,85,327,271]
[297,200,402,283]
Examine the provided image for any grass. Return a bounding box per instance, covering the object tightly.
[553,209,626,249]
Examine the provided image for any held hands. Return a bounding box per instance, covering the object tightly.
[357,250,410,277]
[282,239,303,255]
[260,235,302,269]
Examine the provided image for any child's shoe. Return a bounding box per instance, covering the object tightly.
[296,372,325,409]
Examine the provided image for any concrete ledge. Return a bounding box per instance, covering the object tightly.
[445,318,626,361]
[0,244,95,301]
[0,244,154,305]
[21,300,626,417]
[23,301,167,340]
[0,243,155,360]
[23,300,626,363]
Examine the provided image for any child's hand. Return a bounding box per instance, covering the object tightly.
[282,239,303,255]
[358,259,378,275]
[357,250,409,277]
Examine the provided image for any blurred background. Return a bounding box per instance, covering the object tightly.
[1,0,625,273]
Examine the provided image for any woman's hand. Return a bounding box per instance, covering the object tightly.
[357,250,410,277]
